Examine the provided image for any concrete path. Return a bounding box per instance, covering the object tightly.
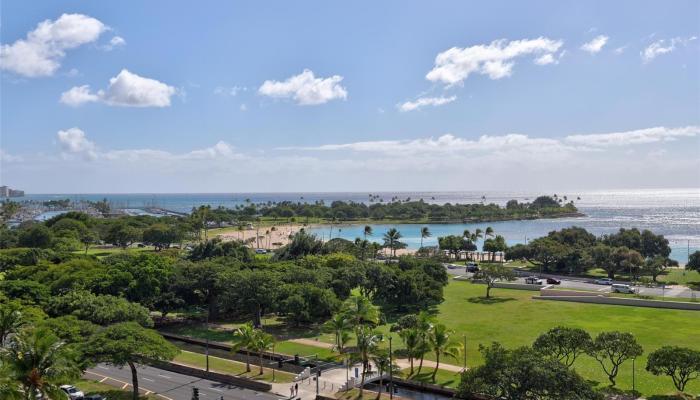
[288,338,335,349]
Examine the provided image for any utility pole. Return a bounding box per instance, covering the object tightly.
[389,336,393,399]
[272,342,275,382]
[632,357,636,393]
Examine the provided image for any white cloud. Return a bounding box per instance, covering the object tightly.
[641,36,697,63]
[258,69,348,105]
[60,85,99,106]
[60,69,177,107]
[425,37,564,85]
[0,149,22,163]
[57,127,98,160]
[100,35,126,51]
[0,14,106,77]
[214,86,246,96]
[565,126,700,146]
[534,54,556,65]
[398,96,457,112]
[581,35,608,54]
[613,45,628,55]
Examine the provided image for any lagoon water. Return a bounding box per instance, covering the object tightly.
[20,188,700,262]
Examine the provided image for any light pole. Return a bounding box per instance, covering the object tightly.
[632,357,636,393]
[389,336,393,399]
[205,306,210,372]
[463,334,467,372]
[272,342,275,382]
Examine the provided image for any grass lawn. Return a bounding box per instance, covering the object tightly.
[75,245,158,258]
[164,278,700,396]
[75,379,158,400]
[403,278,700,396]
[174,350,295,383]
[398,367,461,388]
[659,268,700,289]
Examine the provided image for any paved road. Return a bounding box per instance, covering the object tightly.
[444,263,697,298]
[85,364,283,400]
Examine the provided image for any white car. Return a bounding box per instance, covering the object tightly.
[594,278,613,285]
[611,283,635,294]
[60,385,84,400]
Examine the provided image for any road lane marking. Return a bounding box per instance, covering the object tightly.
[158,374,172,379]
[84,370,173,400]
[142,377,154,382]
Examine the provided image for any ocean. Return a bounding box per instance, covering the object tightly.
[17,188,700,262]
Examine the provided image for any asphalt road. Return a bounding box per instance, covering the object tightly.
[444,263,696,298]
[84,364,283,400]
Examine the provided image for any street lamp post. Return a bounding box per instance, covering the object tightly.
[463,334,467,372]
[205,306,210,372]
[632,357,636,393]
[272,342,276,382]
[389,336,393,399]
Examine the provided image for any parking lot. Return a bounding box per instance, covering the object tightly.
[443,263,696,299]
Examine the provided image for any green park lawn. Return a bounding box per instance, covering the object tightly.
[165,278,700,396]
[174,349,295,383]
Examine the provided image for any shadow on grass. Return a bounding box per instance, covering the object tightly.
[404,370,459,387]
[648,395,694,400]
[467,296,515,305]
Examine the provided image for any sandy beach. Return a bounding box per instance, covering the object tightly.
[216,223,311,249]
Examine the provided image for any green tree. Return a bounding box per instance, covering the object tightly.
[18,225,53,248]
[104,222,141,249]
[0,302,26,346]
[483,235,507,262]
[142,224,182,251]
[342,295,380,327]
[86,322,179,400]
[80,228,99,254]
[250,330,275,375]
[458,343,600,400]
[231,322,256,372]
[2,327,82,400]
[47,290,152,327]
[646,346,700,393]
[428,323,461,382]
[323,314,351,352]
[399,327,420,375]
[533,326,592,367]
[363,225,373,241]
[355,325,383,400]
[587,331,643,387]
[476,263,515,298]
[0,201,21,223]
[644,256,678,282]
[420,226,431,249]
[383,228,406,258]
[414,311,434,374]
[687,250,700,272]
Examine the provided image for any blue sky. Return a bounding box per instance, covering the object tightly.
[1,0,699,193]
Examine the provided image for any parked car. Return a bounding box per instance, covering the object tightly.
[60,385,84,400]
[546,278,561,285]
[83,395,107,400]
[611,283,635,294]
[525,276,543,285]
[465,262,479,273]
[255,248,267,254]
[594,278,613,285]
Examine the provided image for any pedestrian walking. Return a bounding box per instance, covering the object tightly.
[294,382,298,395]
[289,386,294,398]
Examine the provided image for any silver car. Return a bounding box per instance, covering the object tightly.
[60,385,84,400]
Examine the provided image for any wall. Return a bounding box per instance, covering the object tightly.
[540,288,610,297]
[152,360,272,391]
[492,282,542,291]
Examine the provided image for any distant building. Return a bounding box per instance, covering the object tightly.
[0,186,24,197]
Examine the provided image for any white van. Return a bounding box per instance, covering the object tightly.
[611,283,635,294]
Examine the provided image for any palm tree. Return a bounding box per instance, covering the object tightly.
[399,328,420,375]
[414,311,434,374]
[355,326,383,399]
[323,314,351,352]
[370,350,395,400]
[420,227,431,250]
[0,303,25,347]
[428,324,461,382]
[483,226,495,261]
[363,225,373,240]
[0,362,22,400]
[250,330,274,375]
[382,228,406,258]
[342,295,380,327]
[231,322,256,372]
[1,328,81,400]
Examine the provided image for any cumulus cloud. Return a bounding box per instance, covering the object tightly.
[398,96,457,112]
[0,14,106,77]
[60,85,100,106]
[100,35,126,51]
[258,69,347,105]
[0,149,22,163]
[56,128,239,163]
[214,86,246,96]
[60,69,177,107]
[425,37,564,85]
[283,125,700,155]
[565,126,700,146]
[581,35,608,54]
[57,127,98,160]
[641,36,697,63]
